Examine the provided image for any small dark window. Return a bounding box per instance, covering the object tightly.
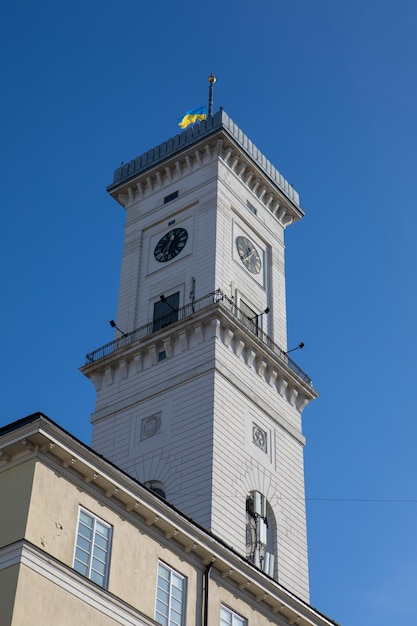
[239,300,256,330]
[158,351,167,362]
[164,190,179,204]
[239,299,265,337]
[145,481,166,499]
[247,200,257,215]
[153,292,180,332]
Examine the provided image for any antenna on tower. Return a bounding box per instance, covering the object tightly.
[208,73,216,117]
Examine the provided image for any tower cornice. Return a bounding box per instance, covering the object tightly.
[107,110,303,227]
[81,292,317,419]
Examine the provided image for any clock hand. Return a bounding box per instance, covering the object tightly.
[162,234,175,255]
[245,250,256,261]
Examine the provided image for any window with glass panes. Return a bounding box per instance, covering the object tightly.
[73,508,112,588]
[220,605,247,626]
[153,292,180,332]
[155,562,186,626]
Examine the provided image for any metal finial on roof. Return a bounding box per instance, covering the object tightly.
[208,74,216,117]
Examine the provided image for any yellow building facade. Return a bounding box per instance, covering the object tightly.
[0,414,336,626]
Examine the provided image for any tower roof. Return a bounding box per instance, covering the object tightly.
[108,109,302,217]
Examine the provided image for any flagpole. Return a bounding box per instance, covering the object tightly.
[208,74,216,117]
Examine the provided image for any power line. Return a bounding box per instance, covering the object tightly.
[307,497,417,503]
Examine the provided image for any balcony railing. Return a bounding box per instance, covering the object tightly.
[84,290,312,385]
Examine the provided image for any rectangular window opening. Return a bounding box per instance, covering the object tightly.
[239,298,266,338]
[220,605,247,626]
[239,299,256,323]
[73,508,112,588]
[153,292,180,332]
[239,299,257,333]
[246,200,257,215]
[164,190,179,204]
[155,562,186,626]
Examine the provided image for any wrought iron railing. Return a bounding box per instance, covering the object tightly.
[84,290,312,385]
[85,291,222,364]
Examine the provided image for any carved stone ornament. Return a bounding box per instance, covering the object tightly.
[141,413,162,440]
[252,424,267,453]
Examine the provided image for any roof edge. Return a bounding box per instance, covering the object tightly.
[107,109,300,207]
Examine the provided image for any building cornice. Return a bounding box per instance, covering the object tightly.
[0,540,158,626]
[81,298,318,417]
[107,110,303,228]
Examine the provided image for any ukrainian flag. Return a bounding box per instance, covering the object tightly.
[178,106,207,129]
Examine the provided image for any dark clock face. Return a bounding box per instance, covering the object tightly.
[154,228,188,263]
[236,236,262,274]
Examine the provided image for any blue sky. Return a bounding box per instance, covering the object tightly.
[1,1,417,624]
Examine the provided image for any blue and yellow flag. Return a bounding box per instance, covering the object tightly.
[178,106,207,129]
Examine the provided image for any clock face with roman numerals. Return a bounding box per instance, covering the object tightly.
[154,228,188,263]
[236,236,262,274]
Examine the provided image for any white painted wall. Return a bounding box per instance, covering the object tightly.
[88,133,312,601]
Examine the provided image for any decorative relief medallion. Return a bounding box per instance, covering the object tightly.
[141,413,162,440]
[252,424,267,453]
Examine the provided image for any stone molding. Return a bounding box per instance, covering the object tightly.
[109,110,300,203]
[81,303,317,415]
[108,111,302,229]
[0,540,156,626]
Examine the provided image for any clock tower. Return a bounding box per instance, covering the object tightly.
[81,109,318,602]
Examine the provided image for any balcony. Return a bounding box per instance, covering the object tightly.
[84,290,313,386]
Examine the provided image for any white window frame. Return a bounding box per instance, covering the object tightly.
[73,507,112,588]
[155,561,186,626]
[220,605,247,626]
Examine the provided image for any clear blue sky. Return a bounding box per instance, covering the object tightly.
[1,1,416,624]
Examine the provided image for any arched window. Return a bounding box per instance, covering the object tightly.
[144,480,166,499]
[246,491,275,577]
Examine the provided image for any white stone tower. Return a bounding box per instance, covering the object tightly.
[81,109,318,602]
